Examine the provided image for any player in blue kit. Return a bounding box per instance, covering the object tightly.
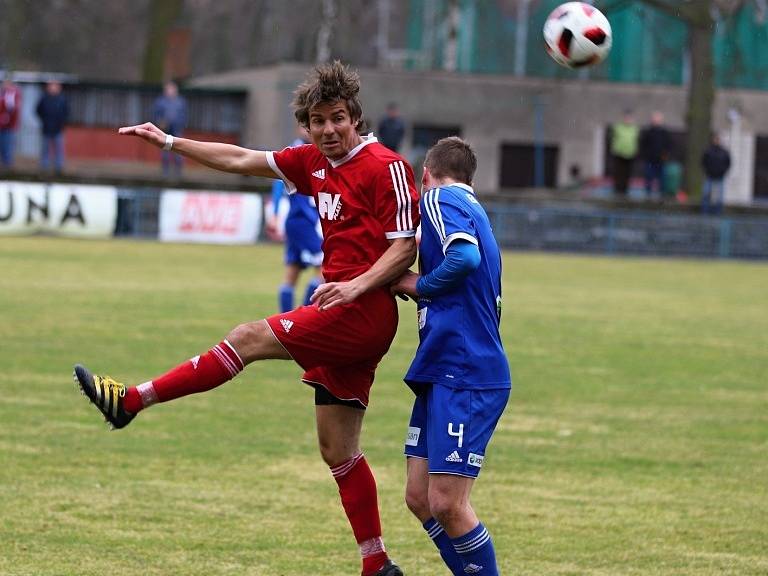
[391,137,510,575]
[266,129,323,312]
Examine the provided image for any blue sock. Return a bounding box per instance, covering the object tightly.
[423,518,465,575]
[303,277,321,306]
[278,284,294,313]
[451,522,498,575]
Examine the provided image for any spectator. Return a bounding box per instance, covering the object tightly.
[153,81,187,177]
[639,111,671,199]
[377,102,405,152]
[701,133,731,215]
[610,109,639,196]
[0,76,22,169]
[36,81,69,174]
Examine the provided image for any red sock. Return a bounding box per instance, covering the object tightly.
[123,340,244,413]
[331,453,389,575]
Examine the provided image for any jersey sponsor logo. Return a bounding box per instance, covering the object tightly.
[190,355,200,369]
[417,307,427,330]
[405,426,421,446]
[312,169,326,180]
[280,318,294,333]
[448,422,464,448]
[468,453,484,468]
[464,563,484,573]
[317,192,342,221]
[445,450,463,463]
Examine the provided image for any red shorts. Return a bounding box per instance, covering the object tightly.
[265,288,399,407]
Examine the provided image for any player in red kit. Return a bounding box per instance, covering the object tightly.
[73,61,418,576]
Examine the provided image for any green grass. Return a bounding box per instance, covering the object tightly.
[1,236,766,575]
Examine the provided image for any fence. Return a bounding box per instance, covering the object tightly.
[114,190,768,259]
[4,180,766,259]
[404,0,768,89]
[486,204,768,259]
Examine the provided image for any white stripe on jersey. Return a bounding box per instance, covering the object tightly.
[389,162,404,231]
[389,161,412,232]
[424,188,447,243]
[398,161,414,230]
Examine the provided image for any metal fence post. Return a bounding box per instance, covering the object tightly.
[606,214,616,255]
[718,218,732,258]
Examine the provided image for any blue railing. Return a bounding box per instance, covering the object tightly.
[484,204,768,260]
[94,186,768,260]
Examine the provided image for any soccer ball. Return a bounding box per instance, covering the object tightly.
[543,2,612,69]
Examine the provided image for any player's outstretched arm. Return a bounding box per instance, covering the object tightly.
[118,122,277,178]
[311,236,417,310]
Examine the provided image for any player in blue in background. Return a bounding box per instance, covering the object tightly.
[266,128,323,312]
[391,137,511,576]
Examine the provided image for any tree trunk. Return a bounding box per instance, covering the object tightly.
[142,0,184,84]
[683,17,715,200]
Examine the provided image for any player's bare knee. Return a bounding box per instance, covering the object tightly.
[317,440,334,466]
[225,322,256,360]
[405,484,430,519]
[226,320,275,362]
[429,493,464,526]
[317,439,352,467]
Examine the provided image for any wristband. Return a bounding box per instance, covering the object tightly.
[163,134,174,151]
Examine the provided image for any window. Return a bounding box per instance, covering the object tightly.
[753,135,768,199]
[411,124,462,152]
[500,143,559,188]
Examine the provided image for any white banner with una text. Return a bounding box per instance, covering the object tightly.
[159,190,263,244]
[0,181,117,237]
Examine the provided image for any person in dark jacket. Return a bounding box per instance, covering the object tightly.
[36,81,69,173]
[639,111,671,199]
[153,81,187,177]
[377,102,405,152]
[701,134,731,215]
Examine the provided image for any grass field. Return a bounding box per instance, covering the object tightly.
[1,236,766,576]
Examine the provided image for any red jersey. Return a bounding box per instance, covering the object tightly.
[0,85,21,130]
[267,136,419,282]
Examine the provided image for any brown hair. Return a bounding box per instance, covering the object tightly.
[293,60,364,130]
[424,136,477,185]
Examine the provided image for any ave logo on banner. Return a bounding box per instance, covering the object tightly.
[160,190,263,244]
[0,181,117,237]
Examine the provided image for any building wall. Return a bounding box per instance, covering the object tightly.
[192,63,768,204]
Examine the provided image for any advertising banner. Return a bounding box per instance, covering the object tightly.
[159,190,263,244]
[0,181,117,237]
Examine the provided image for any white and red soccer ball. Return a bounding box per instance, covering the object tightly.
[543,2,612,69]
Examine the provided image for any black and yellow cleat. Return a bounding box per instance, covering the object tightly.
[369,560,404,576]
[73,364,135,430]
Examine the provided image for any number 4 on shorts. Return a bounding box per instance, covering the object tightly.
[448,422,464,448]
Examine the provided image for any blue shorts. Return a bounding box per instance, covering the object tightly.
[404,383,510,478]
[284,218,322,268]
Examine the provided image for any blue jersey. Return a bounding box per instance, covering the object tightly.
[271,137,322,267]
[271,179,320,228]
[404,183,511,390]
